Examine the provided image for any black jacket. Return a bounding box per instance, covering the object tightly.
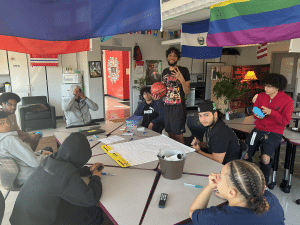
[10,133,102,225]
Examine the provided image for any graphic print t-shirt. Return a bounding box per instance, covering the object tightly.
[162,66,190,105]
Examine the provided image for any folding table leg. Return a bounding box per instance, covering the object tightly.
[280,142,292,192]
[268,144,281,189]
[284,144,297,193]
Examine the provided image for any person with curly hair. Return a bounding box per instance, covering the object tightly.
[0,92,40,150]
[189,160,285,225]
[245,73,293,184]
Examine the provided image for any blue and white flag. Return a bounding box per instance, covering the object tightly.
[181,19,222,59]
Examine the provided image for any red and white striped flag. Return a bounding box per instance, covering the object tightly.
[146,30,152,34]
[257,43,267,59]
[30,54,58,67]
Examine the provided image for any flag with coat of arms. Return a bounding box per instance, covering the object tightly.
[181,19,222,59]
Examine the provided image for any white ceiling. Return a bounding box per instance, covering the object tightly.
[162,8,210,31]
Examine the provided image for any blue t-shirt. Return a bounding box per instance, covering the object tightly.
[191,191,284,225]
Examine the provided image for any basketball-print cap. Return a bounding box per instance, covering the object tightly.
[197,101,217,113]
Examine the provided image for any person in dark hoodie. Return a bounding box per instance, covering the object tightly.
[10,132,104,225]
[134,86,164,133]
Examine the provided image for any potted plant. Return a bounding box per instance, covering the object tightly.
[213,72,247,119]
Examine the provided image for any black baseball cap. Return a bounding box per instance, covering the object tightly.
[197,101,217,113]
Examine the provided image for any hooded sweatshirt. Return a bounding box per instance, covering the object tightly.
[0,131,47,185]
[10,133,102,225]
[62,85,98,127]
[253,91,293,134]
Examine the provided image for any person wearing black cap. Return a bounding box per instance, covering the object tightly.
[10,132,104,225]
[0,111,51,186]
[0,92,40,150]
[191,101,240,164]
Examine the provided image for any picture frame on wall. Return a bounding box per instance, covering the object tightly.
[89,61,102,78]
[145,60,162,85]
[206,62,226,80]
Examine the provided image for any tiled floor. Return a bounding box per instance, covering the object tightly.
[105,96,130,121]
[1,106,300,225]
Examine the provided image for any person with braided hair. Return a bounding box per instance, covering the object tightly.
[189,160,285,225]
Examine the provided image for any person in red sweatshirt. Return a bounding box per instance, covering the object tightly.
[245,73,293,184]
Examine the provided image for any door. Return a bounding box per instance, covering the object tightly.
[27,55,48,97]
[8,51,30,98]
[271,53,300,105]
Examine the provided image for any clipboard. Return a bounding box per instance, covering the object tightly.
[101,145,131,167]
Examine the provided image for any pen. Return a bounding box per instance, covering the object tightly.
[101,173,116,176]
[184,183,203,188]
[93,135,99,138]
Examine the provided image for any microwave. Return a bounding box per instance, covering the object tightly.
[62,74,81,84]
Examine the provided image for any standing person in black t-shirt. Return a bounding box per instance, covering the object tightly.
[191,101,240,164]
[134,86,164,133]
[156,47,190,144]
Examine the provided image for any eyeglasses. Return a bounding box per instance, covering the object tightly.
[4,102,17,107]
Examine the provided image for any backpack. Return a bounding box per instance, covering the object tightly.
[134,44,142,61]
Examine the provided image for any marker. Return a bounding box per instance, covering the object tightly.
[101,173,116,176]
[142,132,146,134]
[93,135,99,138]
[89,139,93,141]
[88,130,96,133]
[184,183,203,188]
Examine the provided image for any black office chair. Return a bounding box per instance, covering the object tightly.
[19,96,56,131]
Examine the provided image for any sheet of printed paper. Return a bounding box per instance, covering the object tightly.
[99,135,125,144]
[110,135,194,166]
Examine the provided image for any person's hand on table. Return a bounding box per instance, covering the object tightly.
[191,137,201,152]
[261,106,271,116]
[42,150,52,155]
[90,163,105,177]
[29,133,41,140]
[148,123,154,130]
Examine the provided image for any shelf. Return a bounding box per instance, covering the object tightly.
[161,39,181,45]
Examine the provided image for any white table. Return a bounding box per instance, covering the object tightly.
[54,122,124,146]
[183,152,224,175]
[142,174,225,225]
[98,167,158,225]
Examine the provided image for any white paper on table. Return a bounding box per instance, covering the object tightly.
[99,135,125,144]
[110,135,194,166]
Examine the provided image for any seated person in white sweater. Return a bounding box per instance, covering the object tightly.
[0,111,52,185]
[62,85,98,127]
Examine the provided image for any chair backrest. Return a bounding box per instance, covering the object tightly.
[246,106,253,115]
[0,158,20,191]
[22,96,48,106]
[239,140,248,160]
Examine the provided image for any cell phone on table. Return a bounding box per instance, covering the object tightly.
[97,165,103,171]
[158,193,168,208]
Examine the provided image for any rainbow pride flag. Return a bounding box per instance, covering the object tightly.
[207,0,300,47]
